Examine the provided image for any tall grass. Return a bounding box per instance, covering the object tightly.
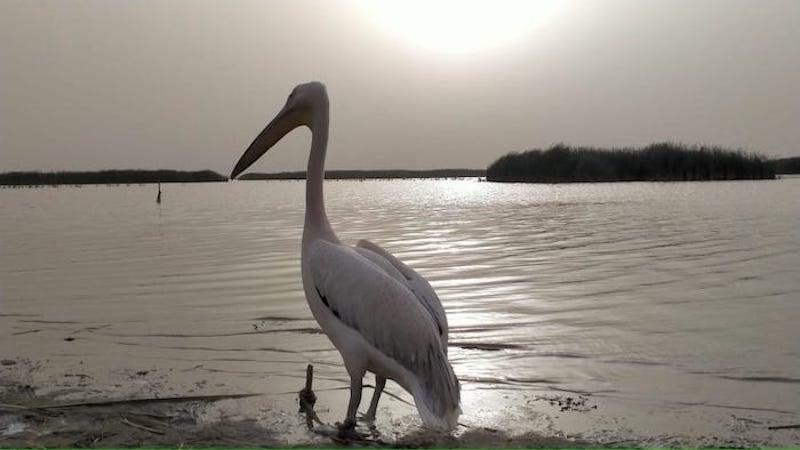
[486,143,775,183]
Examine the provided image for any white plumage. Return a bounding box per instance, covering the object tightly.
[230,82,460,434]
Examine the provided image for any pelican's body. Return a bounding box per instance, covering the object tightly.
[231,82,459,433]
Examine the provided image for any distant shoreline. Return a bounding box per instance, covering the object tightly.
[238,169,486,180]
[2,153,798,186]
[0,169,486,186]
[0,170,227,186]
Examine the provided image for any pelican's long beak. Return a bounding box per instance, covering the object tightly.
[230,104,298,179]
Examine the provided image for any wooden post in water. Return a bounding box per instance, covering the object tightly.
[298,364,318,429]
[305,364,313,392]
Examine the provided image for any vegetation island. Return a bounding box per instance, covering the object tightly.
[486,143,780,183]
[1,145,797,186]
[770,157,800,175]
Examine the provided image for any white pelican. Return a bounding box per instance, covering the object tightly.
[230,82,460,435]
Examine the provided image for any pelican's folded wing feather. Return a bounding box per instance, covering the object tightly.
[309,240,442,366]
[354,239,448,345]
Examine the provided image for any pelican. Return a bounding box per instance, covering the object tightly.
[230,82,460,434]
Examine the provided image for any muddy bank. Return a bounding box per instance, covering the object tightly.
[0,358,586,447]
[1,393,278,447]
[0,370,278,447]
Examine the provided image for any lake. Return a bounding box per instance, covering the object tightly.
[1,178,799,446]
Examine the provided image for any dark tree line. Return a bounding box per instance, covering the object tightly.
[486,143,776,183]
[770,157,800,174]
[0,170,227,186]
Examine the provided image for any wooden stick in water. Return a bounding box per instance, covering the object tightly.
[298,363,322,429]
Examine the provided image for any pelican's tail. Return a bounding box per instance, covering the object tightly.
[411,344,461,431]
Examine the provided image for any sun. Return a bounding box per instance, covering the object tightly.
[355,0,564,55]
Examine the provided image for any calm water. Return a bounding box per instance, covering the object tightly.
[1,178,799,446]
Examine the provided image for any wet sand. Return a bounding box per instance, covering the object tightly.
[2,314,797,448]
[0,357,586,447]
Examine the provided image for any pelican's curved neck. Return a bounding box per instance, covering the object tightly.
[305,100,336,241]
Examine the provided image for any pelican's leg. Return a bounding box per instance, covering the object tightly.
[363,375,386,422]
[337,373,363,438]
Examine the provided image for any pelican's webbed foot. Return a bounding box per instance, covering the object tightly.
[335,418,365,441]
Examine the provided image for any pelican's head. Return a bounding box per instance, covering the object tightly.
[230,82,328,179]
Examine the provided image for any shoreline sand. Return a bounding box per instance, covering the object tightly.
[0,357,586,448]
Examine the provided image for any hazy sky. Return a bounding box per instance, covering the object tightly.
[1,0,798,173]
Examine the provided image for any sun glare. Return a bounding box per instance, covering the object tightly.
[355,0,564,55]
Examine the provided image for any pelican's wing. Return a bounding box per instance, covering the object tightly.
[351,243,406,285]
[309,240,445,363]
[354,239,448,345]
